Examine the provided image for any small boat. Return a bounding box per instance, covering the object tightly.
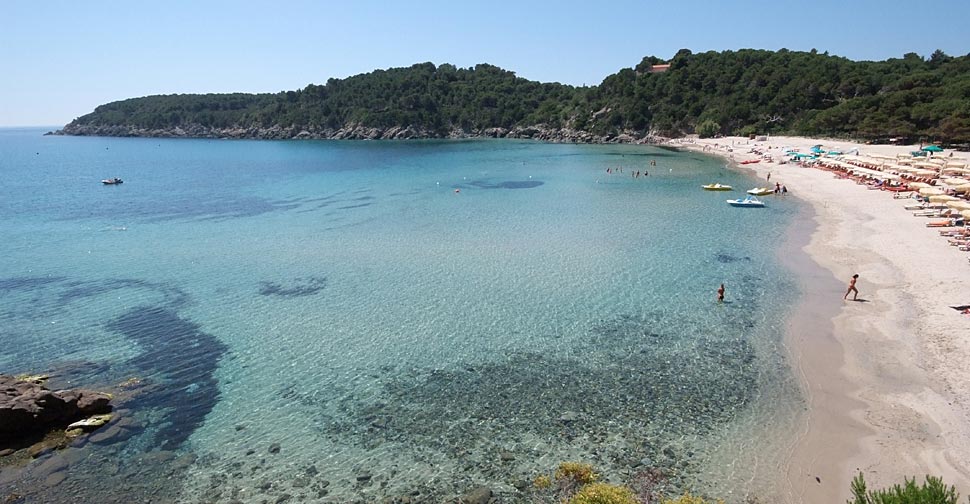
[746,187,774,196]
[101,178,123,185]
[727,196,766,208]
[740,159,761,165]
[702,183,733,191]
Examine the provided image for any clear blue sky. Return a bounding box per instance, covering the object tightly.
[3,0,968,126]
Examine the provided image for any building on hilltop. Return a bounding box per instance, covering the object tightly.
[647,64,670,73]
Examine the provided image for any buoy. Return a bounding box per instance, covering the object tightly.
[454,189,460,193]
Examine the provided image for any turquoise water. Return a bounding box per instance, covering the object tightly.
[0,128,803,502]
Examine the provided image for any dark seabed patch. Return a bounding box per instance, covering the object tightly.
[336,202,372,210]
[105,306,227,450]
[714,252,751,263]
[258,276,328,297]
[280,311,762,500]
[0,276,67,293]
[468,180,544,190]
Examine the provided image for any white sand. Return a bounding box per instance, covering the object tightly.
[674,136,970,502]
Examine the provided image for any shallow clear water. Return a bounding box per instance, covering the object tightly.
[0,128,803,502]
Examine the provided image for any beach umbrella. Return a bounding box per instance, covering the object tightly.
[963,209,970,220]
[928,195,960,202]
[952,184,970,193]
[908,182,932,188]
[945,201,970,210]
[919,187,945,196]
[921,145,944,152]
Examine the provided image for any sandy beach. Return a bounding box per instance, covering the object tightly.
[676,136,970,502]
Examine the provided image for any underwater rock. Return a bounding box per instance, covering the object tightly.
[268,443,281,454]
[459,486,492,504]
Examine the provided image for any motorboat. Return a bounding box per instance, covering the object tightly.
[102,178,123,185]
[727,196,766,208]
[746,187,774,196]
[702,183,733,191]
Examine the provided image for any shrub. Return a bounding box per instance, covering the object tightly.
[534,474,552,489]
[848,472,959,504]
[661,492,724,504]
[695,119,721,138]
[555,462,599,485]
[570,483,638,504]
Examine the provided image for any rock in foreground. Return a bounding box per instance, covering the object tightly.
[0,374,112,445]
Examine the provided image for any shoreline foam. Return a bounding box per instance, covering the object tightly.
[677,135,970,502]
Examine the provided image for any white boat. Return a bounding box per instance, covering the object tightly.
[746,187,773,196]
[727,196,766,208]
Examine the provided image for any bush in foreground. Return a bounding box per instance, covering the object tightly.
[849,473,960,504]
[570,482,639,504]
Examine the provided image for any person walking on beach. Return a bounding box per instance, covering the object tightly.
[843,274,859,301]
[767,172,771,182]
[717,283,725,303]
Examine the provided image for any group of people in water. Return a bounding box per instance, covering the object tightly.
[605,166,652,178]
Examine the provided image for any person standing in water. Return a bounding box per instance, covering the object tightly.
[717,283,725,303]
[844,274,859,300]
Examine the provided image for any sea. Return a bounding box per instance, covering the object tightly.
[0,127,805,503]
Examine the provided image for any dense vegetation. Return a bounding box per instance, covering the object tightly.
[63,49,970,143]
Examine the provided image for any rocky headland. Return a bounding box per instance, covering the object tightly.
[52,122,665,144]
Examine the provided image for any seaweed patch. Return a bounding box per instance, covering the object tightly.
[105,307,227,450]
[259,276,328,297]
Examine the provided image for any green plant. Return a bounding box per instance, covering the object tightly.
[569,483,638,504]
[533,474,552,489]
[661,492,724,504]
[695,119,721,138]
[849,472,960,504]
[555,462,599,485]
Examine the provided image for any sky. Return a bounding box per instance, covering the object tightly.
[3,0,969,127]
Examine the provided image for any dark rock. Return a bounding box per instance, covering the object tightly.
[499,451,515,462]
[513,479,529,490]
[76,392,111,414]
[355,472,372,482]
[0,374,112,445]
[459,486,492,504]
[268,443,281,454]
[291,477,309,488]
[88,425,122,445]
[275,494,292,503]
[304,465,318,477]
[235,424,246,431]
[559,411,579,422]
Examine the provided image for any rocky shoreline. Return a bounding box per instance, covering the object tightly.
[51,122,666,144]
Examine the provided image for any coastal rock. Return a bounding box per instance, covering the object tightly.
[66,414,112,431]
[0,374,113,445]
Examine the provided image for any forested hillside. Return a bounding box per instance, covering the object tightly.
[59,49,970,143]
